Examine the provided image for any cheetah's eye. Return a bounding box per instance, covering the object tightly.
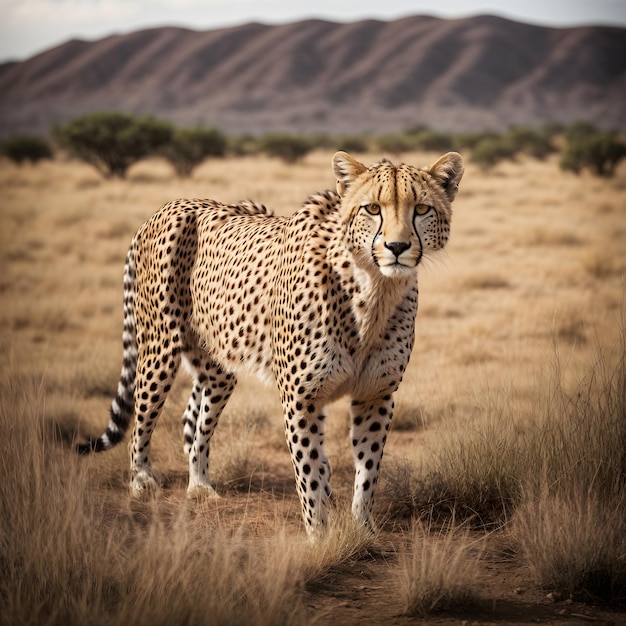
[364,203,381,216]
[415,204,432,216]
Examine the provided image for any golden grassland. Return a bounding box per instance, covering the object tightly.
[0,151,625,625]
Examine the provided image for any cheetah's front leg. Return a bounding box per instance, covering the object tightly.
[283,402,332,538]
[349,396,394,531]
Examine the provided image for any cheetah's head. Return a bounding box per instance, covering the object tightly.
[332,151,464,277]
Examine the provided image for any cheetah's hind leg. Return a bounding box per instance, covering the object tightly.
[183,352,237,500]
[128,342,184,500]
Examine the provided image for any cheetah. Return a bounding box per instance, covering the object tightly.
[79,150,464,537]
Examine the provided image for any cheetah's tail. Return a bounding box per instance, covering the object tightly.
[77,242,138,455]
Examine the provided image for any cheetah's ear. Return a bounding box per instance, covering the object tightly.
[332,151,367,196]
[428,152,464,202]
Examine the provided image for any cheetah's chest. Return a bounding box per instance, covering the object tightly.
[271,246,418,403]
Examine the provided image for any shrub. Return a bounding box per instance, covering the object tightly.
[53,111,173,178]
[505,126,556,160]
[162,127,226,177]
[410,130,455,152]
[258,133,312,163]
[306,133,334,150]
[335,135,370,153]
[454,131,500,151]
[560,132,626,177]
[564,121,598,143]
[540,121,565,140]
[1,135,53,164]
[470,136,516,169]
[228,134,259,156]
[375,133,414,154]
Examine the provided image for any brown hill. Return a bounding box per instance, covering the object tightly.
[0,15,625,137]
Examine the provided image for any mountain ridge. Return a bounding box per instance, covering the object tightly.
[1,15,624,137]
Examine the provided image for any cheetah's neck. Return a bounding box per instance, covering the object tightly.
[352,266,413,354]
[330,235,415,358]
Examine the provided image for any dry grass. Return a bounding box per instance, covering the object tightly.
[379,317,626,534]
[397,520,484,616]
[514,489,626,603]
[1,152,625,623]
[0,373,373,626]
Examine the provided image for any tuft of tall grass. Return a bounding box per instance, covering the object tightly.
[396,520,484,616]
[514,489,626,603]
[513,325,626,602]
[297,509,381,588]
[380,400,523,527]
[525,322,626,498]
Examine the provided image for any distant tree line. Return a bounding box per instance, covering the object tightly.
[1,111,625,178]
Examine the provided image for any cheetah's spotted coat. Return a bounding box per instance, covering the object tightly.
[79,151,464,536]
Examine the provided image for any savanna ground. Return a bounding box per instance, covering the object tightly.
[1,150,625,625]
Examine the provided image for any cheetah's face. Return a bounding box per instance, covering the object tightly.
[333,151,464,277]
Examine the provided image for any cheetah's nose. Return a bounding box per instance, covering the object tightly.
[385,241,411,258]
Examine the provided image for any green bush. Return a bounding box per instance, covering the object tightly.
[469,126,557,168]
[411,130,455,152]
[540,121,566,140]
[258,133,312,163]
[228,134,259,157]
[306,133,335,150]
[1,135,53,164]
[375,133,414,154]
[335,134,370,154]
[470,137,517,169]
[377,129,457,154]
[162,127,226,177]
[564,121,599,143]
[561,132,626,177]
[53,111,173,178]
[505,127,556,160]
[454,131,500,151]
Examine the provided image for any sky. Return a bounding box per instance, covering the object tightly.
[1,0,626,63]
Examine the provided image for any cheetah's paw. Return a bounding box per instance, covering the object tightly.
[187,483,220,500]
[129,470,158,500]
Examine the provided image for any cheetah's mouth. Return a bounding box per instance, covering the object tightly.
[379,259,416,276]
